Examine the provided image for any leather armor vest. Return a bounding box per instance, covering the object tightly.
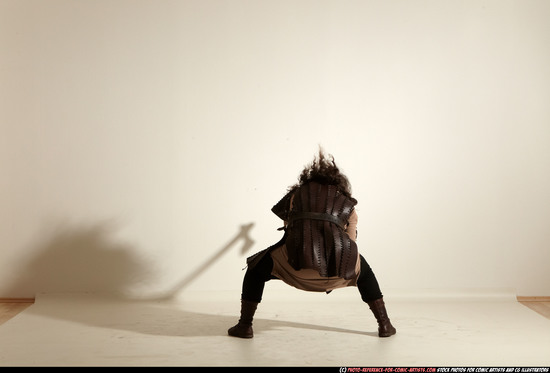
[271,181,358,280]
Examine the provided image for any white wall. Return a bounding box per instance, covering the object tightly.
[1,0,549,299]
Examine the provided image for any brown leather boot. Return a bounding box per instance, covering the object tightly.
[228,299,259,338]
[368,298,397,337]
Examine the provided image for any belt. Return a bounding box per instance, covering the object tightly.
[288,211,347,230]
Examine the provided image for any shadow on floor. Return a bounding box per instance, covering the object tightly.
[24,294,378,338]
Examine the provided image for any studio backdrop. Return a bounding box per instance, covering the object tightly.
[1,0,549,299]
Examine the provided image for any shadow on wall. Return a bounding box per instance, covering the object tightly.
[8,221,378,338]
[6,221,256,299]
[157,222,255,300]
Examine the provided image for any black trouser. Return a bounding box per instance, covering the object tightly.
[241,252,383,303]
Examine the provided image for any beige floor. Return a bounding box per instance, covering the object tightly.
[3,297,550,325]
[1,291,550,367]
